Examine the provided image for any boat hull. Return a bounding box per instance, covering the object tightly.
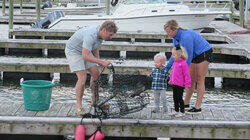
[49,14,219,33]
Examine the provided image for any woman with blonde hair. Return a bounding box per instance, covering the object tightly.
[164,19,213,115]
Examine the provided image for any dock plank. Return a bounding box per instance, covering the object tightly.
[202,109,214,120]
[67,103,76,117]
[161,106,171,120]
[0,56,248,79]
[211,108,224,120]
[14,104,38,117]
[35,102,63,117]
[0,102,22,116]
[233,109,246,121]
[9,28,230,43]
[222,108,236,121]
[57,103,74,117]
[14,104,26,116]
[0,100,249,139]
[0,39,249,59]
[140,107,150,119]
[183,113,193,120]
[130,109,141,119]
[235,109,249,121]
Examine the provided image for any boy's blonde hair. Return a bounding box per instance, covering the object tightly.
[172,46,188,60]
[154,53,166,64]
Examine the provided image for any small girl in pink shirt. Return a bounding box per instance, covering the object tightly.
[169,45,191,118]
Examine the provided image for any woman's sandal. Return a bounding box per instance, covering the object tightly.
[76,107,86,116]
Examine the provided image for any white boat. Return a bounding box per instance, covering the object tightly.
[49,0,231,33]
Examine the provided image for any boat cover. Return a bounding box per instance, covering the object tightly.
[31,11,65,29]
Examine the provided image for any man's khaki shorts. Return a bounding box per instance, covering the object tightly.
[65,49,97,72]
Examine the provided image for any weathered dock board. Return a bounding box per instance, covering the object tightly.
[0,3,36,9]
[0,39,249,59]
[0,16,35,24]
[5,13,47,18]
[0,57,249,79]
[9,28,232,43]
[0,102,249,139]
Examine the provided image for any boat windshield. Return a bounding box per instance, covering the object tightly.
[126,0,165,4]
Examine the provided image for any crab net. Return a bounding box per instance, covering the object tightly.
[91,65,152,119]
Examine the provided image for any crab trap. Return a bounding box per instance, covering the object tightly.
[89,65,152,119]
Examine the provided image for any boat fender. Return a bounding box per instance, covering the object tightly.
[111,0,118,6]
[75,124,85,140]
[75,117,85,140]
[88,127,104,140]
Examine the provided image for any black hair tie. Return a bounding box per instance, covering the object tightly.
[175,44,181,50]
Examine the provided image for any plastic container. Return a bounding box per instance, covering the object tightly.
[21,80,54,111]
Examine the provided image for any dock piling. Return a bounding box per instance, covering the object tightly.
[0,71,3,85]
[239,0,244,27]
[106,0,110,15]
[42,48,48,57]
[157,138,170,140]
[229,0,234,23]
[2,0,6,16]
[20,0,23,14]
[51,73,60,84]
[120,51,126,58]
[8,0,13,37]
[245,0,249,23]
[36,0,41,20]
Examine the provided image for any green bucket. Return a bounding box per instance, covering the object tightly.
[21,80,54,111]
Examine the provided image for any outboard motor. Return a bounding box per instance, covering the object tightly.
[41,1,52,10]
[111,0,118,6]
[31,11,65,29]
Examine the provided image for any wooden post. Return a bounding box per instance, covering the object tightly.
[9,0,14,34]
[36,0,41,20]
[0,72,3,85]
[98,0,101,6]
[229,1,234,23]
[239,0,244,27]
[157,138,170,140]
[106,0,110,15]
[2,0,6,16]
[20,0,23,14]
[245,0,249,23]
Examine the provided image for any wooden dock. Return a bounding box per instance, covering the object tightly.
[0,102,249,139]
[0,39,249,58]
[0,21,249,139]
[0,3,36,9]
[0,21,249,79]
[0,16,36,24]
[0,56,249,79]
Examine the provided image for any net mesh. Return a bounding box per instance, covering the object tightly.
[91,65,152,119]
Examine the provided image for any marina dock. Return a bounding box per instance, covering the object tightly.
[0,21,249,80]
[0,16,249,139]
[0,101,249,139]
